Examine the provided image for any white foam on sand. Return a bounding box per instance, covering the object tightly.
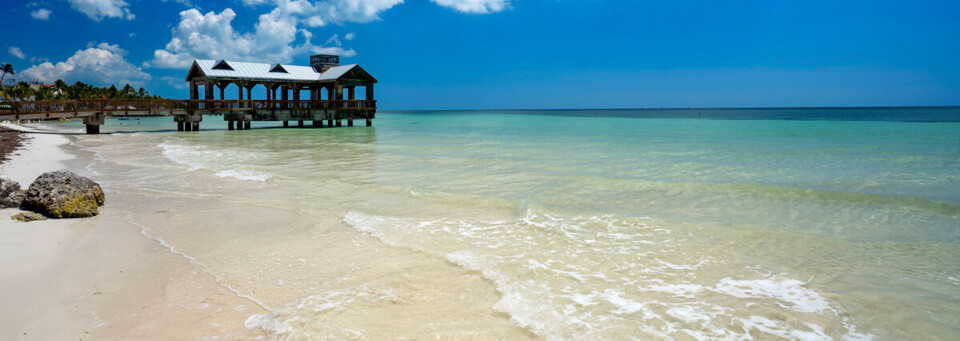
[0,122,75,185]
[342,209,876,340]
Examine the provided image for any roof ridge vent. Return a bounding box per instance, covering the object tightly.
[269,63,288,73]
[212,60,234,70]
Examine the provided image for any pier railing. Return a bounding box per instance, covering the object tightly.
[0,99,377,118]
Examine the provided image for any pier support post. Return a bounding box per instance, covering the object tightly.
[348,119,353,127]
[184,122,192,132]
[193,122,200,131]
[366,118,372,126]
[228,121,235,130]
[178,121,184,131]
[328,119,334,127]
[336,120,342,127]
[313,120,322,128]
[244,121,251,130]
[83,112,104,135]
[283,121,289,128]
[298,120,304,128]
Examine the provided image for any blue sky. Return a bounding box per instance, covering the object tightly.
[2,0,959,109]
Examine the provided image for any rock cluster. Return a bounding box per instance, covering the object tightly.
[1,171,105,220]
[0,177,24,208]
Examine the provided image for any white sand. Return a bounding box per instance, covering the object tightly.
[0,123,74,186]
[0,123,265,339]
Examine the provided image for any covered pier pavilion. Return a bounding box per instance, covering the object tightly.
[181,54,377,131]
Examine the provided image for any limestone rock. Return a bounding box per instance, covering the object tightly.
[0,176,25,208]
[23,171,105,218]
[11,211,47,222]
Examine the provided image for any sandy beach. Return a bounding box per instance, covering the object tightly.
[0,124,264,339]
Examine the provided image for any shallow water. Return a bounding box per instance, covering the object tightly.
[49,108,960,339]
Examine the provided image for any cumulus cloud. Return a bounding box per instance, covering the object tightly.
[20,43,151,86]
[344,32,355,40]
[148,6,363,69]
[30,8,52,19]
[431,0,509,13]
[9,47,26,59]
[67,0,135,21]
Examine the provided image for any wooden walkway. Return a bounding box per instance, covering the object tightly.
[0,99,377,133]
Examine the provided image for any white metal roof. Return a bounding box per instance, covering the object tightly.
[317,65,357,82]
[191,60,361,83]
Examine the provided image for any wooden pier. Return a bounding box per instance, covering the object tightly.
[0,54,378,133]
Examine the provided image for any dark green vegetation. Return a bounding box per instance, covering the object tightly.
[1,75,162,101]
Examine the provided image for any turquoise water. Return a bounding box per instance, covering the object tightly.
[51,107,960,339]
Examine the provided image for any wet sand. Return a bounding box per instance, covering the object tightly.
[0,124,264,339]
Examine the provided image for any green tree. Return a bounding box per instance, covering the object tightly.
[0,64,13,84]
[34,86,54,100]
[121,83,135,99]
[13,81,34,100]
[53,79,67,100]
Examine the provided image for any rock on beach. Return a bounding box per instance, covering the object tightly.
[23,171,105,218]
[0,176,25,208]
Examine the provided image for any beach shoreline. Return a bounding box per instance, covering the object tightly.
[0,123,265,339]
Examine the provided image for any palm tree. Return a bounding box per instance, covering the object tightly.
[121,83,135,99]
[137,87,148,99]
[34,86,53,100]
[13,81,33,101]
[53,79,67,99]
[0,64,13,84]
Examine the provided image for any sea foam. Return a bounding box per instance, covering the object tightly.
[342,209,872,340]
[157,142,272,182]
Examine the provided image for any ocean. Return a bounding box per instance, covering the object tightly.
[47,107,960,339]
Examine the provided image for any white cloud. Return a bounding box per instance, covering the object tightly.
[67,0,135,21]
[30,8,52,20]
[160,76,187,89]
[148,6,362,69]
[9,47,26,59]
[431,0,508,13]
[19,43,151,86]
[240,0,403,27]
[344,32,355,40]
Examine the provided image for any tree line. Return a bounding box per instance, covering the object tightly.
[0,64,162,101]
